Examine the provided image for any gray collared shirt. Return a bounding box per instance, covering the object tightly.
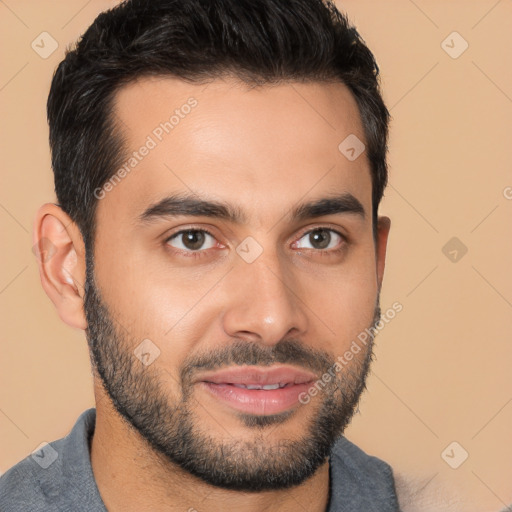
[0,408,399,511]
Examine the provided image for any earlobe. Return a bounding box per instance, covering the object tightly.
[376,215,391,291]
[33,203,88,330]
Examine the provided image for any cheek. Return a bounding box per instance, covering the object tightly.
[98,259,222,368]
[304,250,379,349]
[312,278,377,343]
[328,283,376,336]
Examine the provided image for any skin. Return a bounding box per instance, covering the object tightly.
[34,76,391,511]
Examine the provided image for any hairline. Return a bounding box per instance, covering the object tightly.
[84,73,380,253]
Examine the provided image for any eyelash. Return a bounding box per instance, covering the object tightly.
[164,227,219,259]
[164,227,347,259]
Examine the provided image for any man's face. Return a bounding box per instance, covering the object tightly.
[85,77,386,490]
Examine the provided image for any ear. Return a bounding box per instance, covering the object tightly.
[32,203,87,330]
[375,215,391,291]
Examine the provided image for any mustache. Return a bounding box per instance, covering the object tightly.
[180,339,334,385]
[179,305,382,386]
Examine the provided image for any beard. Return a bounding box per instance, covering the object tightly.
[83,253,380,492]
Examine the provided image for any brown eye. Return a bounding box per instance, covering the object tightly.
[166,229,216,251]
[295,228,343,251]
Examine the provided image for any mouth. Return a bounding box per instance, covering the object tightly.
[195,365,317,416]
[230,382,292,390]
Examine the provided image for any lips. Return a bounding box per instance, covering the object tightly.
[196,365,317,416]
[196,365,316,386]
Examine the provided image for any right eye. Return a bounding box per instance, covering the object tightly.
[165,228,219,254]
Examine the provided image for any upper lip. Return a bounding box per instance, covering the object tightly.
[196,365,317,386]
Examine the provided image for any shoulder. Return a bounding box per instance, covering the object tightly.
[329,436,399,511]
[0,436,67,511]
[393,472,512,512]
[331,435,396,483]
[0,408,103,512]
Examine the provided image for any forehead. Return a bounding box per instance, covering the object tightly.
[100,76,372,227]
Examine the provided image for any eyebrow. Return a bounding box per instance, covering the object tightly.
[137,192,366,225]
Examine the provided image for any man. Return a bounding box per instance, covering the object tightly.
[0,0,398,510]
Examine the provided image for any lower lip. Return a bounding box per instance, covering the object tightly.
[199,382,312,415]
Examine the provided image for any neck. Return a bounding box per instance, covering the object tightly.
[90,387,331,512]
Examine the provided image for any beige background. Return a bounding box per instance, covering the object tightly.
[1,1,511,510]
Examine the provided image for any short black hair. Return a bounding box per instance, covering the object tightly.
[47,0,390,250]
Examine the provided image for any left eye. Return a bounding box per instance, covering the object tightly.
[294,228,343,250]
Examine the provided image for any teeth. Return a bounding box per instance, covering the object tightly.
[232,383,282,390]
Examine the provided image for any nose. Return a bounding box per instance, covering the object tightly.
[220,247,309,346]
